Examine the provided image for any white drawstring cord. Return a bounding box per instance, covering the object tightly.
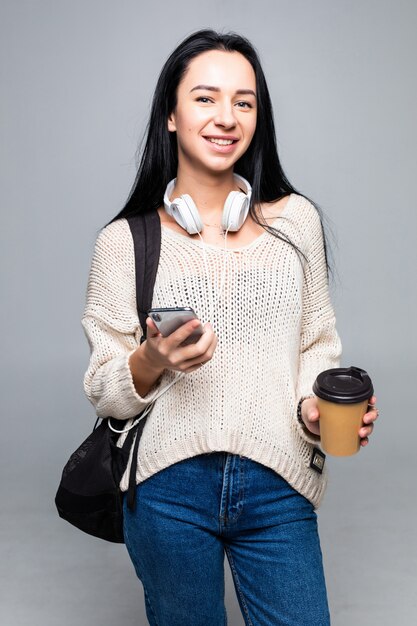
[195,223,231,325]
[195,231,214,325]
[218,224,232,304]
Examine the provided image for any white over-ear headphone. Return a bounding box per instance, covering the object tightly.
[163,173,252,235]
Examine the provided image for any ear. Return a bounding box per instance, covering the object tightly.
[167,111,177,133]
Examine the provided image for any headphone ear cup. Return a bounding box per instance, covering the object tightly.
[169,194,204,235]
[163,174,252,235]
[222,190,250,231]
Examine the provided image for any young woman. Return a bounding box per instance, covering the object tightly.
[81,29,378,626]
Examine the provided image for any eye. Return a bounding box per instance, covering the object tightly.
[195,97,253,109]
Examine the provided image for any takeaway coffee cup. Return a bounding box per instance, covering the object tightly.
[313,366,374,456]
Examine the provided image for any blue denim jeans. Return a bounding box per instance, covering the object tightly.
[123,452,331,625]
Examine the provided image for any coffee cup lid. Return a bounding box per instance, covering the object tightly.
[313,366,374,404]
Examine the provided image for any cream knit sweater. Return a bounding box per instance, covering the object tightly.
[81,193,342,509]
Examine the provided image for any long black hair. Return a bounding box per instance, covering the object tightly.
[106,28,336,282]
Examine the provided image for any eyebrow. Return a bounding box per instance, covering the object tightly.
[190,84,257,97]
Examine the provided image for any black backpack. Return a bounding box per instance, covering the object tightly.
[55,211,161,543]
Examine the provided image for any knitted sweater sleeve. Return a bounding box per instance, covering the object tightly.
[295,204,343,444]
[81,220,164,420]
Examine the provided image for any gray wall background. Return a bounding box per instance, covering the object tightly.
[1,1,416,624]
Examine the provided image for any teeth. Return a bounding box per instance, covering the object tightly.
[206,137,234,145]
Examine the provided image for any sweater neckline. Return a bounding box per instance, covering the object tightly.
[161,193,297,253]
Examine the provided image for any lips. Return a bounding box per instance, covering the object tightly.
[203,135,239,142]
[202,136,239,153]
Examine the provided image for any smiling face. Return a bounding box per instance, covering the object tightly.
[167,50,257,177]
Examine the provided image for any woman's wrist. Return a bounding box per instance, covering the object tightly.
[129,342,165,398]
[297,395,316,425]
[297,395,321,441]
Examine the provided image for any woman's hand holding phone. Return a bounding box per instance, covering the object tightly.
[142,316,218,374]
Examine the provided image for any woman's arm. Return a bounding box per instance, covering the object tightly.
[294,203,343,444]
[81,220,164,420]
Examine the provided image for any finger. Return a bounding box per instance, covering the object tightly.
[359,423,374,437]
[364,408,379,424]
[172,325,215,365]
[182,322,213,352]
[181,341,215,369]
[146,317,162,336]
[168,318,204,347]
[360,437,369,447]
[195,321,213,341]
[207,326,218,349]
[180,331,217,367]
[183,361,206,374]
[183,362,203,373]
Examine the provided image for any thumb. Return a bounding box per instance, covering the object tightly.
[146,316,161,337]
[307,406,320,422]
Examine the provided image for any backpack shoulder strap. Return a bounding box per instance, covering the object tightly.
[125,211,162,343]
[123,210,161,513]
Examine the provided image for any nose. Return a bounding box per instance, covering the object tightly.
[213,99,237,128]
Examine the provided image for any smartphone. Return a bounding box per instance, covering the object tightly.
[148,307,204,346]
